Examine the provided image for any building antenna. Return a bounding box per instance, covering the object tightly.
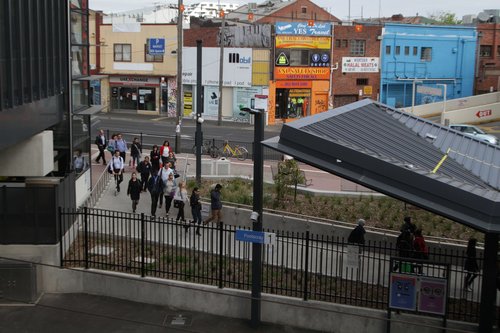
[348,0,351,22]
[361,6,363,19]
[378,0,382,19]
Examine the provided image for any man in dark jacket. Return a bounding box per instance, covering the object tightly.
[203,184,222,225]
[348,219,366,245]
[95,129,107,165]
[147,169,164,217]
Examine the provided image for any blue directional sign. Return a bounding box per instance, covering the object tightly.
[236,229,276,245]
[148,38,165,55]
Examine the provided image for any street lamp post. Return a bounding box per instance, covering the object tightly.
[196,40,204,186]
[437,83,448,125]
[175,0,184,154]
[241,107,264,327]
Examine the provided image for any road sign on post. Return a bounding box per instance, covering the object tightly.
[148,38,165,55]
[236,229,276,246]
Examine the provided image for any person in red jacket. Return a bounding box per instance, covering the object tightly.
[413,229,429,274]
[159,140,171,166]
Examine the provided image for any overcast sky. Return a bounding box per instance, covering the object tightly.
[89,0,499,21]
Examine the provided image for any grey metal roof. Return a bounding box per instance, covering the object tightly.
[263,99,500,232]
[227,0,297,22]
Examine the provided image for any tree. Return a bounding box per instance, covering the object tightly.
[429,11,462,25]
[273,159,305,203]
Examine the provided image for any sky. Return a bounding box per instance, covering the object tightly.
[89,0,499,21]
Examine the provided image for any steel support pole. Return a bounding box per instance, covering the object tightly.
[196,40,203,186]
[217,14,225,126]
[251,110,264,327]
[478,233,498,333]
[175,0,183,153]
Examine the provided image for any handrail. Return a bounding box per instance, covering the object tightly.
[81,165,112,208]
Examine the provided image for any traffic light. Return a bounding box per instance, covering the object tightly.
[219,9,225,18]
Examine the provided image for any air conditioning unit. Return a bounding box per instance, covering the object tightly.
[0,259,39,304]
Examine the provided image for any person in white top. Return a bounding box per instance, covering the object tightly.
[110,150,124,192]
[174,181,188,223]
[158,162,174,208]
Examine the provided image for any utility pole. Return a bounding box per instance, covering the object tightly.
[217,10,225,126]
[175,0,184,153]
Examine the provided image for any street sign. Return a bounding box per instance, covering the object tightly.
[148,38,165,55]
[476,109,492,118]
[236,229,276,246]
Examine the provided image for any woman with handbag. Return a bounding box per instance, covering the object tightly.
[127,172,142,213]
[173,181,188,223]
[163,173,177,217]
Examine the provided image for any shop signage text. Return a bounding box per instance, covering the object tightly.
[342,57,379,73]
[276,35,331,49]
[275,22,332,36]
[274,67,330,80]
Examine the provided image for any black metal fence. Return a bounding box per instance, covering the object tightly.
[60,207,484,323]
[110,130,283,161]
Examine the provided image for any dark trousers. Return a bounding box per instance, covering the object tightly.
[165,196,174,214]
[191,207,202,224]
[96,145,106,164]
[119,151,126,164]
[150,193,160,216]
[140,173,150,191]
[176,202,185,221]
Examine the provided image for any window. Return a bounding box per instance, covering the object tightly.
[144,44,164,62]
[497,46,500,57]
[289,50,309,66]
[480,45,492,57]
[114,44,131,62]
[404,46,409,55]
[356,78,369,85]
[341,39,348,48]
[335,39,341,48]
[301,6,307,14]
[385,45,391,55]
[395,46,400,55]
[420,47,432,61]
[413,47,418,56]
[350,40,365,56]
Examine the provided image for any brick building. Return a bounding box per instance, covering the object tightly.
[476,23,500,94]
[331,24,382,108]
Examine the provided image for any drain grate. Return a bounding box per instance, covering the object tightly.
[163,314,193,327]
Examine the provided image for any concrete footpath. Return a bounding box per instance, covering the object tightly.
[0,293,316,333]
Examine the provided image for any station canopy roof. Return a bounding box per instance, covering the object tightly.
[263,99,500,233]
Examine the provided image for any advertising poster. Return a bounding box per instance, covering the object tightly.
[232,87,263,122]
[389,273,417,311]
[418,277,447,315]
[203,86,219,120]
[183,89,193,117]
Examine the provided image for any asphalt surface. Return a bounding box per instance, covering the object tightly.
[0,293,318,333]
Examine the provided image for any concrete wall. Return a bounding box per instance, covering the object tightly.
[0,131,53,177]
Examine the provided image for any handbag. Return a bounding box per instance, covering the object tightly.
[174,200,183,208]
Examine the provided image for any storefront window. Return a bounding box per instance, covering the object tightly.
[72,80,89,112]
[138,87,156,111]
[72,115,90,176]
[71,46,88,77]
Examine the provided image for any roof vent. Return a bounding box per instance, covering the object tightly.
[425,133,437,141]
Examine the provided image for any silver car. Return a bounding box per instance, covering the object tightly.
[449,124,498,145]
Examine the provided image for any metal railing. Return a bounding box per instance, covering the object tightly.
[60,207,484,324]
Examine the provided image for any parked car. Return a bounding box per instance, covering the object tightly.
[449,124,498,145]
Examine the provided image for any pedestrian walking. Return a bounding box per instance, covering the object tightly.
[147,169,164,217]
[130,137,142,168]
[347,219,366,245]
[165,151,177,171]
[127,172,142,213]
[203,184,223,225]
[136,156,152,192]
[413,229,429,274]
[150,145,161,172]
[160,140,171,166]
[464,238,479,292]
[393,229,414,272]
[401,216,417,235]
[110,150,124,192]
[95,129,107,165]
[107,133,117,155]
[115,133,128,164]
[187,187,202,236]
[174,181,188,223]
[163,172,177,217]
[158,162,174,209]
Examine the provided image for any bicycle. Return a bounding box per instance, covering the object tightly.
[192,140,220,158]
[221,140,248,161]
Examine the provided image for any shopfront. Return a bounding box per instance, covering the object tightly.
[109,76,160,113]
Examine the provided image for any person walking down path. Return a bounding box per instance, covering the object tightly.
[127,172,142,213]
[95,129,107,165]
[160,140,171,166]
[107,134,117,155]
[130,137,142,168]
[347,219,366,245]
[163,173,177,217]
[174,181,188,223]
[464,238,479,292]
[203,184,223,225]
[401,216,417,235]
[110,150,124,193]
[147,169,164,217]
[150,145,161,172]
[413,229,429,274]
[136,156,152,192]
[158,162,174,209]
[115,133,128,164]
[187,187,202,235]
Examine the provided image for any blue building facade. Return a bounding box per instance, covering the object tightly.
[380,24,477,108]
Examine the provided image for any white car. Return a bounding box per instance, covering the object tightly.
[449,124,498,145]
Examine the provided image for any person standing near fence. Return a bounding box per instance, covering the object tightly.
[187,187,202,235]
[147,169,163,217]
[136,155,152,192]
[127,172,142,213]
[95,129,107,165]
[130,137,142,168]
[348,219,366,245]
[464,238,479,292]
[203,184,222,225]
[413,229,429,274]
[163,172,177,217]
